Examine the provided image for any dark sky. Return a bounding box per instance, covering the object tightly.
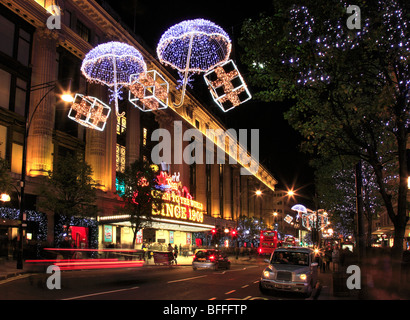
[102,0,315,202]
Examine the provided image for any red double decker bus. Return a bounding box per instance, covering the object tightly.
[258,230,278,255]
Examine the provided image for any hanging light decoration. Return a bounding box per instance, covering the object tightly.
[128,70,169,112]
[204,59,252,112]
[157,19,232,107]
[68,94,111,131]
[80,41,147,118]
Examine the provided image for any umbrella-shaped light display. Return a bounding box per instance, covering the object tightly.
[157,19,232,107]
[291,204,308,214]
[81,41,147,118]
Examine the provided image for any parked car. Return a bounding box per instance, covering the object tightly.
[192,249,231,271]
[259,247,318,297]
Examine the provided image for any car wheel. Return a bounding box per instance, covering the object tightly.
[226,263,231,270]
[304,281,313,298]
[214,264,218,271]
[259,282,271,295]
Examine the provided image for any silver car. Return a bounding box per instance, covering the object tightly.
[259,247,318,297]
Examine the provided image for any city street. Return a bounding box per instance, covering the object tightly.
[0,263,312,301]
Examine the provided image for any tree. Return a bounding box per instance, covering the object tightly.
[314,156,385,246]
[115,159,163,248]
[38,154,98,241]
[237,215,268,247]
[240,0,410,258]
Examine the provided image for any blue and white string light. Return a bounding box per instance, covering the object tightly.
[81,41,147,118]
[157,19,232,107]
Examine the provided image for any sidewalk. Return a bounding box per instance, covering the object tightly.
[0,259,29,281]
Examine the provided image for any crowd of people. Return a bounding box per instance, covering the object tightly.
[317,246,356,272]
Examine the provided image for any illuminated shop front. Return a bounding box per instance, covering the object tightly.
[98,171,214,249]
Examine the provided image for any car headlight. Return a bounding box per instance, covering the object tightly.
[298,274,307,281]
[263,271,271,278]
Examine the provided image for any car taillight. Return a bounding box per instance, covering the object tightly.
[209,255,215,261]
[259,248,262,253]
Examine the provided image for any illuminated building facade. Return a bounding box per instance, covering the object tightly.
[0,0,278,254]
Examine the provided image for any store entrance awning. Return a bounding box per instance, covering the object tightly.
[98,215,214,233]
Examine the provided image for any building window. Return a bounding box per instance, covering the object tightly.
[76,20,90,42]
[116,116,126,174]
[143,128,148,146]
[219,164,224,218]
[64,9,72,28]
[11,143,22,174]
[0,14,14,57]
[206,164,211,216]
[15,78,27,116]
[0,13,32,67]
[0,125,6,159]
[0,69,29,116]
[17,28,31,66]
[117,116,126,135]
[116,144,126,173]
[0,69,11,109]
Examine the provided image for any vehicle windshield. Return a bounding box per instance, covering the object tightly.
[271,251,309,266]
[195,250,217,258]
[262,231,276,238]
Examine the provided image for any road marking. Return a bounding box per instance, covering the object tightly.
[62,287,140,300]
[209,297,217,300]
[0,274,33,285]
[241,285,249,288]
[225,290,236,295]
[167,275,207,284]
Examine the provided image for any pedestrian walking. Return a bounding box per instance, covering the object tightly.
[332,247,340,272]
[174,244,178,259]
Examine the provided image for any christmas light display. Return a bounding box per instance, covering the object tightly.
[301,211,329,231]
[68,94,111,131]
[204,60,252,112]
[0,207,47,258]
[128,70,169,112]
[81,42,147,117]
[157,19,232,107]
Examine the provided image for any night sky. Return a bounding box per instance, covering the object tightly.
[102,0,316,203]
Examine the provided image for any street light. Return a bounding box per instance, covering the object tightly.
[0,193,11,202]
[61,92,75,103]
[16,80,74,269]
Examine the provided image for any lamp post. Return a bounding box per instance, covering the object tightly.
[16,80,73,269]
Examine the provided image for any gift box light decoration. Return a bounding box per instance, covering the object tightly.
[128,70,169,112]
[68,94,111,131]
[204,60,252,112]
[157,19,232,107]
[80,41,147,118]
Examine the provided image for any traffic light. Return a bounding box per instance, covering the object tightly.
[211,228,217,235]
[231,229,237,237]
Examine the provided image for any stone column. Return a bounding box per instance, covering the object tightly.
[85,86,107,189]
[26,28,58,176]
[223,164,233,221]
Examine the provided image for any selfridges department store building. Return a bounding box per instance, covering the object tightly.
[0,0,278,256]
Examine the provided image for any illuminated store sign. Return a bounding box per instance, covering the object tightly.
[152,171,205,224]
